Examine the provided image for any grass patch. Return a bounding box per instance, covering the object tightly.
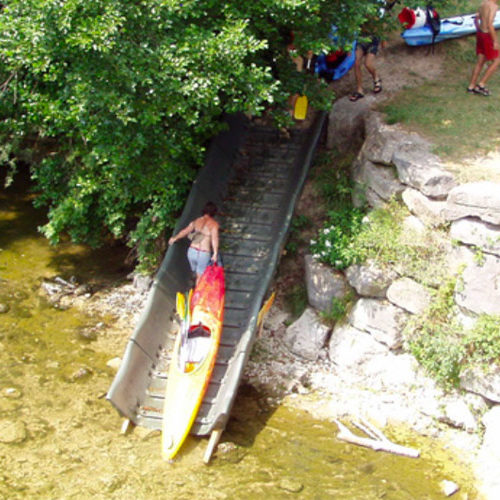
[381,36,500,161]
[310,196,449,285]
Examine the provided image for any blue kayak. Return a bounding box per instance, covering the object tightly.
[402,11,500,46]
[315,41,356,81]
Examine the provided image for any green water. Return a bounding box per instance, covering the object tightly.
[0,176,479,499]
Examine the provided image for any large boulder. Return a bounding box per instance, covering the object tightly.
[328,322,387,367]
[475,406,500,499]
[445,243,476,277]
[444,181,500,225]
[284,308,331,361]
[351,159,405,202]
[304,255,352,312]
[454,252,500,315]
[460,366,500,403]
[401,188,447,227]
[327,95,374,154]
[362,112,430,166]
[361,352,418,389]
[345,260,397,298]
[361,113,402,165]
[386,277,432,315]
[349,298,408,349]
[392,142,456,199]
[441,399,478,432]
[450,218,500,257]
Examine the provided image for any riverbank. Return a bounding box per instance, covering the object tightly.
[89,35,500,498]
[85,272,483,498]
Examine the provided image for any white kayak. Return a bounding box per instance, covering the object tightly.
[402,11,500,47]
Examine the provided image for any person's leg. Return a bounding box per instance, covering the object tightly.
[350,47,365,101]
[469,54,486,90]
[364,37,381,93]
[194,251,211,285]
[479,57,500,87]
[364,52,378,81]
[353,47,364,92]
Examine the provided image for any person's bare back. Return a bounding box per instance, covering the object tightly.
[478,0,498,37]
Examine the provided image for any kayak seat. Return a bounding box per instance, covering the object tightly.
[188,324,211,339]
[183,324,212,368]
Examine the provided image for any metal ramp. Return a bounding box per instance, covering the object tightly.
[107,112,326,441]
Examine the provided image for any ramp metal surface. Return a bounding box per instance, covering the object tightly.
[107,112,326,436]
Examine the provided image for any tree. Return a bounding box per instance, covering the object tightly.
[0,0,437,270]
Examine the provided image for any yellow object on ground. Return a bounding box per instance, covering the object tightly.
[294,95,308,120]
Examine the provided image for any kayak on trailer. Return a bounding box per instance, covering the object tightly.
[162,263,225,460]
[401,11,500,46]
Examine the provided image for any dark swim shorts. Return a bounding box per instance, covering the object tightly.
[358,36,380,56]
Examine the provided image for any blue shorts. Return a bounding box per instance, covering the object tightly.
[187,247,211,275]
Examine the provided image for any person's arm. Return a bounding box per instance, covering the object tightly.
[210,223,219,262]
[168,221,194,245]
[488,6,499,49]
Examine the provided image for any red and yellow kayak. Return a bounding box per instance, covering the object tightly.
[162,263,225,460]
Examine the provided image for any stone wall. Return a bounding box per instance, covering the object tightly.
[286,97,500,476]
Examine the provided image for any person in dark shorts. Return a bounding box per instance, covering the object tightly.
[350,36,383,102]
[467,0,500,96]
[168,201,220,285]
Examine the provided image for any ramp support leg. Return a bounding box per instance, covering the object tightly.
[120,418,132,435]
[203,429,223,464]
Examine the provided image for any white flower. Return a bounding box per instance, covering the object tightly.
[310,239,316,245]
[325,240,331,248]
[323,228,330,234]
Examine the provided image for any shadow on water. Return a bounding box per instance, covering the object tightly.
[223,383,279,449]
[0,166,132,283]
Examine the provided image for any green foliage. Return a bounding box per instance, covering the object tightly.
[320,290,355,327]
[3,0,396,268]
[405,278,500,387]
[284,284,308,320]
[310,207,365,270]
[404,278,465,387]
[286,214,312,255]
[464,315,500,366]
[310,197,415,271]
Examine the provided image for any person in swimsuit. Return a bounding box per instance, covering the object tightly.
[467,0,500,96]
[168,201,220,284]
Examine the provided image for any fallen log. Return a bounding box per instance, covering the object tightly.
[334,417,420,458]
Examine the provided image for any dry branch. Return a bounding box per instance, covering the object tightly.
[334,418,420,458]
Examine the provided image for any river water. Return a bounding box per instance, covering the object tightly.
[0,174,478,499]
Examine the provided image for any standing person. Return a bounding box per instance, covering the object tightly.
[467,0,500,96]
[168,201,220,285]
[349,35,383,101]
[349,1,391,102]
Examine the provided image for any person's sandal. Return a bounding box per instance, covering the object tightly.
[373,78,382,94]
[473,84,490,96]
[349,92,365,102]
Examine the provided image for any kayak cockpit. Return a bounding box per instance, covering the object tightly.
[179,323,212,372]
